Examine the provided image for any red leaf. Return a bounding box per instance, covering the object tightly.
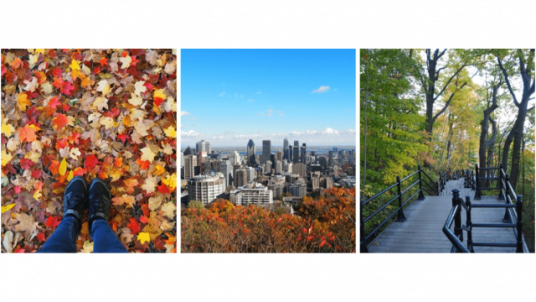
[320,240,326,247]
[31,169,42,178]
[84,154,98,170]
[52,76,64,89]
[100,57,108,67]
[139,215,148,224]
[14,186,22,194]
[93,67,101,75]
[154,97,164,107]
[137,158,150,170]
[36,233,46,243]
[117,133,129,143]
[157,183,172,194]
[55,137,69,150]
[52,113,69,130]
[52,67,63,78]
[48,97,62,110]
[61,81,74,95]
[48,160,60,176]
[127,218,141,235]
[45,215,61,229]
[20,158,34,169]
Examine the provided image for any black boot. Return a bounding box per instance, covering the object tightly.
[63,176,88,229]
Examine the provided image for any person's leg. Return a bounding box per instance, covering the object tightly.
[88,178,128,253]
[91,220,128,253]
[37,176,87,253]
[37,216,79,253]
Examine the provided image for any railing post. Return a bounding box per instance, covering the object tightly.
[474,164,481,200]
[417,166,425,200]
[497,164,504,200]
[360,201,368,253]
[465,196,474,253]
[396,176,406,222]
[515,195,523,253]
[503,173,512,223]
[452,189,463,245]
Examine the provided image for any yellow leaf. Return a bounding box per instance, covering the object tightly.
[161,173,177,191]
[59,158,67,176]
[154,89,167,100]
[140,146,156,163]
[1,203,16,214]
[153,164,165,176]
[141,176,158,194]
[70,59,81,71]
[1,123,15,138]
[67,170,74,181]
[99,117,115,129]
[137,232,151,244]
[163,125,176,138]
[17,93,32,112]
[134,81,147,96]
[33,190,42,200]
[1,150,13,166]
[82,240,94,253]
[119,55,132,69]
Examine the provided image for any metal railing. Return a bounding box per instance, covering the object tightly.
[443,187,527,253]
[360,165,440,253]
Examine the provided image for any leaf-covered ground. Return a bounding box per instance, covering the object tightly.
[1,49,177,253]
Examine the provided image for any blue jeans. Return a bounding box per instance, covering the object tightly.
[38,216,128,253]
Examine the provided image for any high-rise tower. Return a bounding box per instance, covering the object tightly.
[283,138,289,161]
[247,139,256,166]
[262,140,271,164]
[293,140,299,164]
[301,143,306,164]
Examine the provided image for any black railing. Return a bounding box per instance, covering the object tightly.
[443,188,526,253]
[360,165,439,253]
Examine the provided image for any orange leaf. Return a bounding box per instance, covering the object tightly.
[52,113,69,130]
[19,124,40,142]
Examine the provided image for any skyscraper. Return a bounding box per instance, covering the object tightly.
[262,140,271,164]
[283,138,289,161]
[247,139,256,166]
[301,143,306,164]
[184,155,197,180]
[328,151,333,167]
[220,160,233,187]
[196,140,211,154]
[293,140,299,164]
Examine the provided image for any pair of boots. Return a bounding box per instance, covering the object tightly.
[63,176,112,230]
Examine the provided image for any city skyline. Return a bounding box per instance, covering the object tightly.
[181,49,356,147]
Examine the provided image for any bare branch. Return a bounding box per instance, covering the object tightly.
[496,55,520,107]
[528,106,535,112]
[432,81,469,124]
[433,63,468,101]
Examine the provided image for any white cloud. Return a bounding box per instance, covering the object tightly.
[267,109,273,117]
[247,99,255,102]
[219,91,226,97]
[312,86,331,93]
[181,130,201,137]
[181,111,191,116]
[256,91,262,94]
[278,110,284,116]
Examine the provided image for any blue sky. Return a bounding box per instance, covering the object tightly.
[181,49,356,147]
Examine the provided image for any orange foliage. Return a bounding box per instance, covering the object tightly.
[181,187,356,253]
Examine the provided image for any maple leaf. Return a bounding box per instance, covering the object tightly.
[128,95,143,106]
[157,183,172,194]
[11,57,22,69]
[140,146,156,163]
[141,176,158,194]
[20,158,34,169]
[17,93,32,112]
[59,158,67,176]
[93,96,109,111]
[123,178,139,194]
[96,80,111,95]
[36,233,46,243]
[112,195,136,208]
[153,164,165,176]
[48,160,60,175]
[48,97,62,110]
[84,154,99,170]
[127,218,141,235]
[160,202,176,219]
[119,55,132,69]
[45,215,61,229]
[73,167,87,176]
[137,232,151,244]
[19,124,40,142]
[99,116,115,129]
[52,113,69,130]
[134,81,147,96]
[70,59,81,71]
[1,122,15,137]
[100,57,108,66]
[163,125,176,138]
[161,174,177,191]
[69,147,81,160]
[31,169,42,178]
[117,133,129,143]
[82,240,94,253]
[61,81,75,95]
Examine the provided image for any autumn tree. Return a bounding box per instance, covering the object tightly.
[496,49,535,189]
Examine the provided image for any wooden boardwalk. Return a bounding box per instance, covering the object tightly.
[368,178,518,253]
